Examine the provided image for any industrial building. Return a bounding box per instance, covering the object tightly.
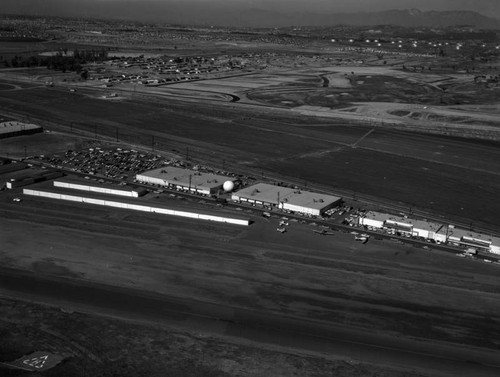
[23,187,250,226]
[231,183,342,216]
[54,178,147,198]
[441,227,500,254]
[0,122,43,139]
[0,161,27,175]
[359,211,446,242]
[358,211,500,254]
[136,167,233,195]
[2,167,63,189]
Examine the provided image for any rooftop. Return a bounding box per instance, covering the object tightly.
[0,121,42,135]
[138,166,232,190]
[440,226,500,246]
[24,182,250,223]
[55,177,147,196]
[362,211,443,232]
[234,183,341,210]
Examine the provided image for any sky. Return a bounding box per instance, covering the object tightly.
[93,0,500,16]
[245,0,500,13]
[2,0,500,23]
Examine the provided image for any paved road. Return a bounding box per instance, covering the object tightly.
[0,267,499,377]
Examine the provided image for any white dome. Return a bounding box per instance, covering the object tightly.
[223,180,234,192]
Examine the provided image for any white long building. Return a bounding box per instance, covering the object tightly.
[23,187,250,226]
[231,183,341,216]
[54,178,147,198]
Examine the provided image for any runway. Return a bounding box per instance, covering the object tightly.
[0,267,499,377]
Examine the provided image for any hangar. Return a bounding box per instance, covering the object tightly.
[231,183,341,216]
[136,167,233,195]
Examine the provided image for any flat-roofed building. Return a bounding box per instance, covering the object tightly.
[231,183,341,216]
[3,167,63,189]
[136,167,233,195]
[54,177,147,198]
[407,218,443,240]
[0,122,43,139]
[437,226,500,253]
[359,211,500,252]
[23,185,249,226]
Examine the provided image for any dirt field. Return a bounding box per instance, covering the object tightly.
[1,191,500,350]
[1,187,500,375]
[0,298,432,377]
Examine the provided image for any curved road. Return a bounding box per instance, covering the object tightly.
[0,267,499,377]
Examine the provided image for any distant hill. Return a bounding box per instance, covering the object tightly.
[1,0,500,29]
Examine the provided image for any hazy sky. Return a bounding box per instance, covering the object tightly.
[62,0,500,16]
[2,0,500,24]
[237,0,500,16]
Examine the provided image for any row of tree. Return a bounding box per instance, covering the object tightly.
[0,48,108,76]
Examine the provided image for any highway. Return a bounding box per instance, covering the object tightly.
[0,267,500,377]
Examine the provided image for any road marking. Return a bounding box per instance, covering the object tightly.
[23,355,48,369]
[351,128,375,148]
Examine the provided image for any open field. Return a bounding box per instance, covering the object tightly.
[1,82,499,230]
[1,298,434,377]
[1,187,500,375]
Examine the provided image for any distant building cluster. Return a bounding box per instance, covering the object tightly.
[359,211,500,254]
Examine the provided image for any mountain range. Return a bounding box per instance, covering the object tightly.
[1,0,500,29]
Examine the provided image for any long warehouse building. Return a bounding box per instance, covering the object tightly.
[54,178,147,198]
[231,183,341,216]
[136,167,234,195]
[23,187,250,226]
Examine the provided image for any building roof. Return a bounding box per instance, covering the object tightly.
[0,121,42,135]
[233,183,341,210]
[55,177,147,196]
[402,218,443,233]
[362,211,401,223]
[361,211,443,233]
[440,226,500,247]
[25,182,250,223]
[362,211,500,248]
[0,167,48,182]
[138,166,231,190]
